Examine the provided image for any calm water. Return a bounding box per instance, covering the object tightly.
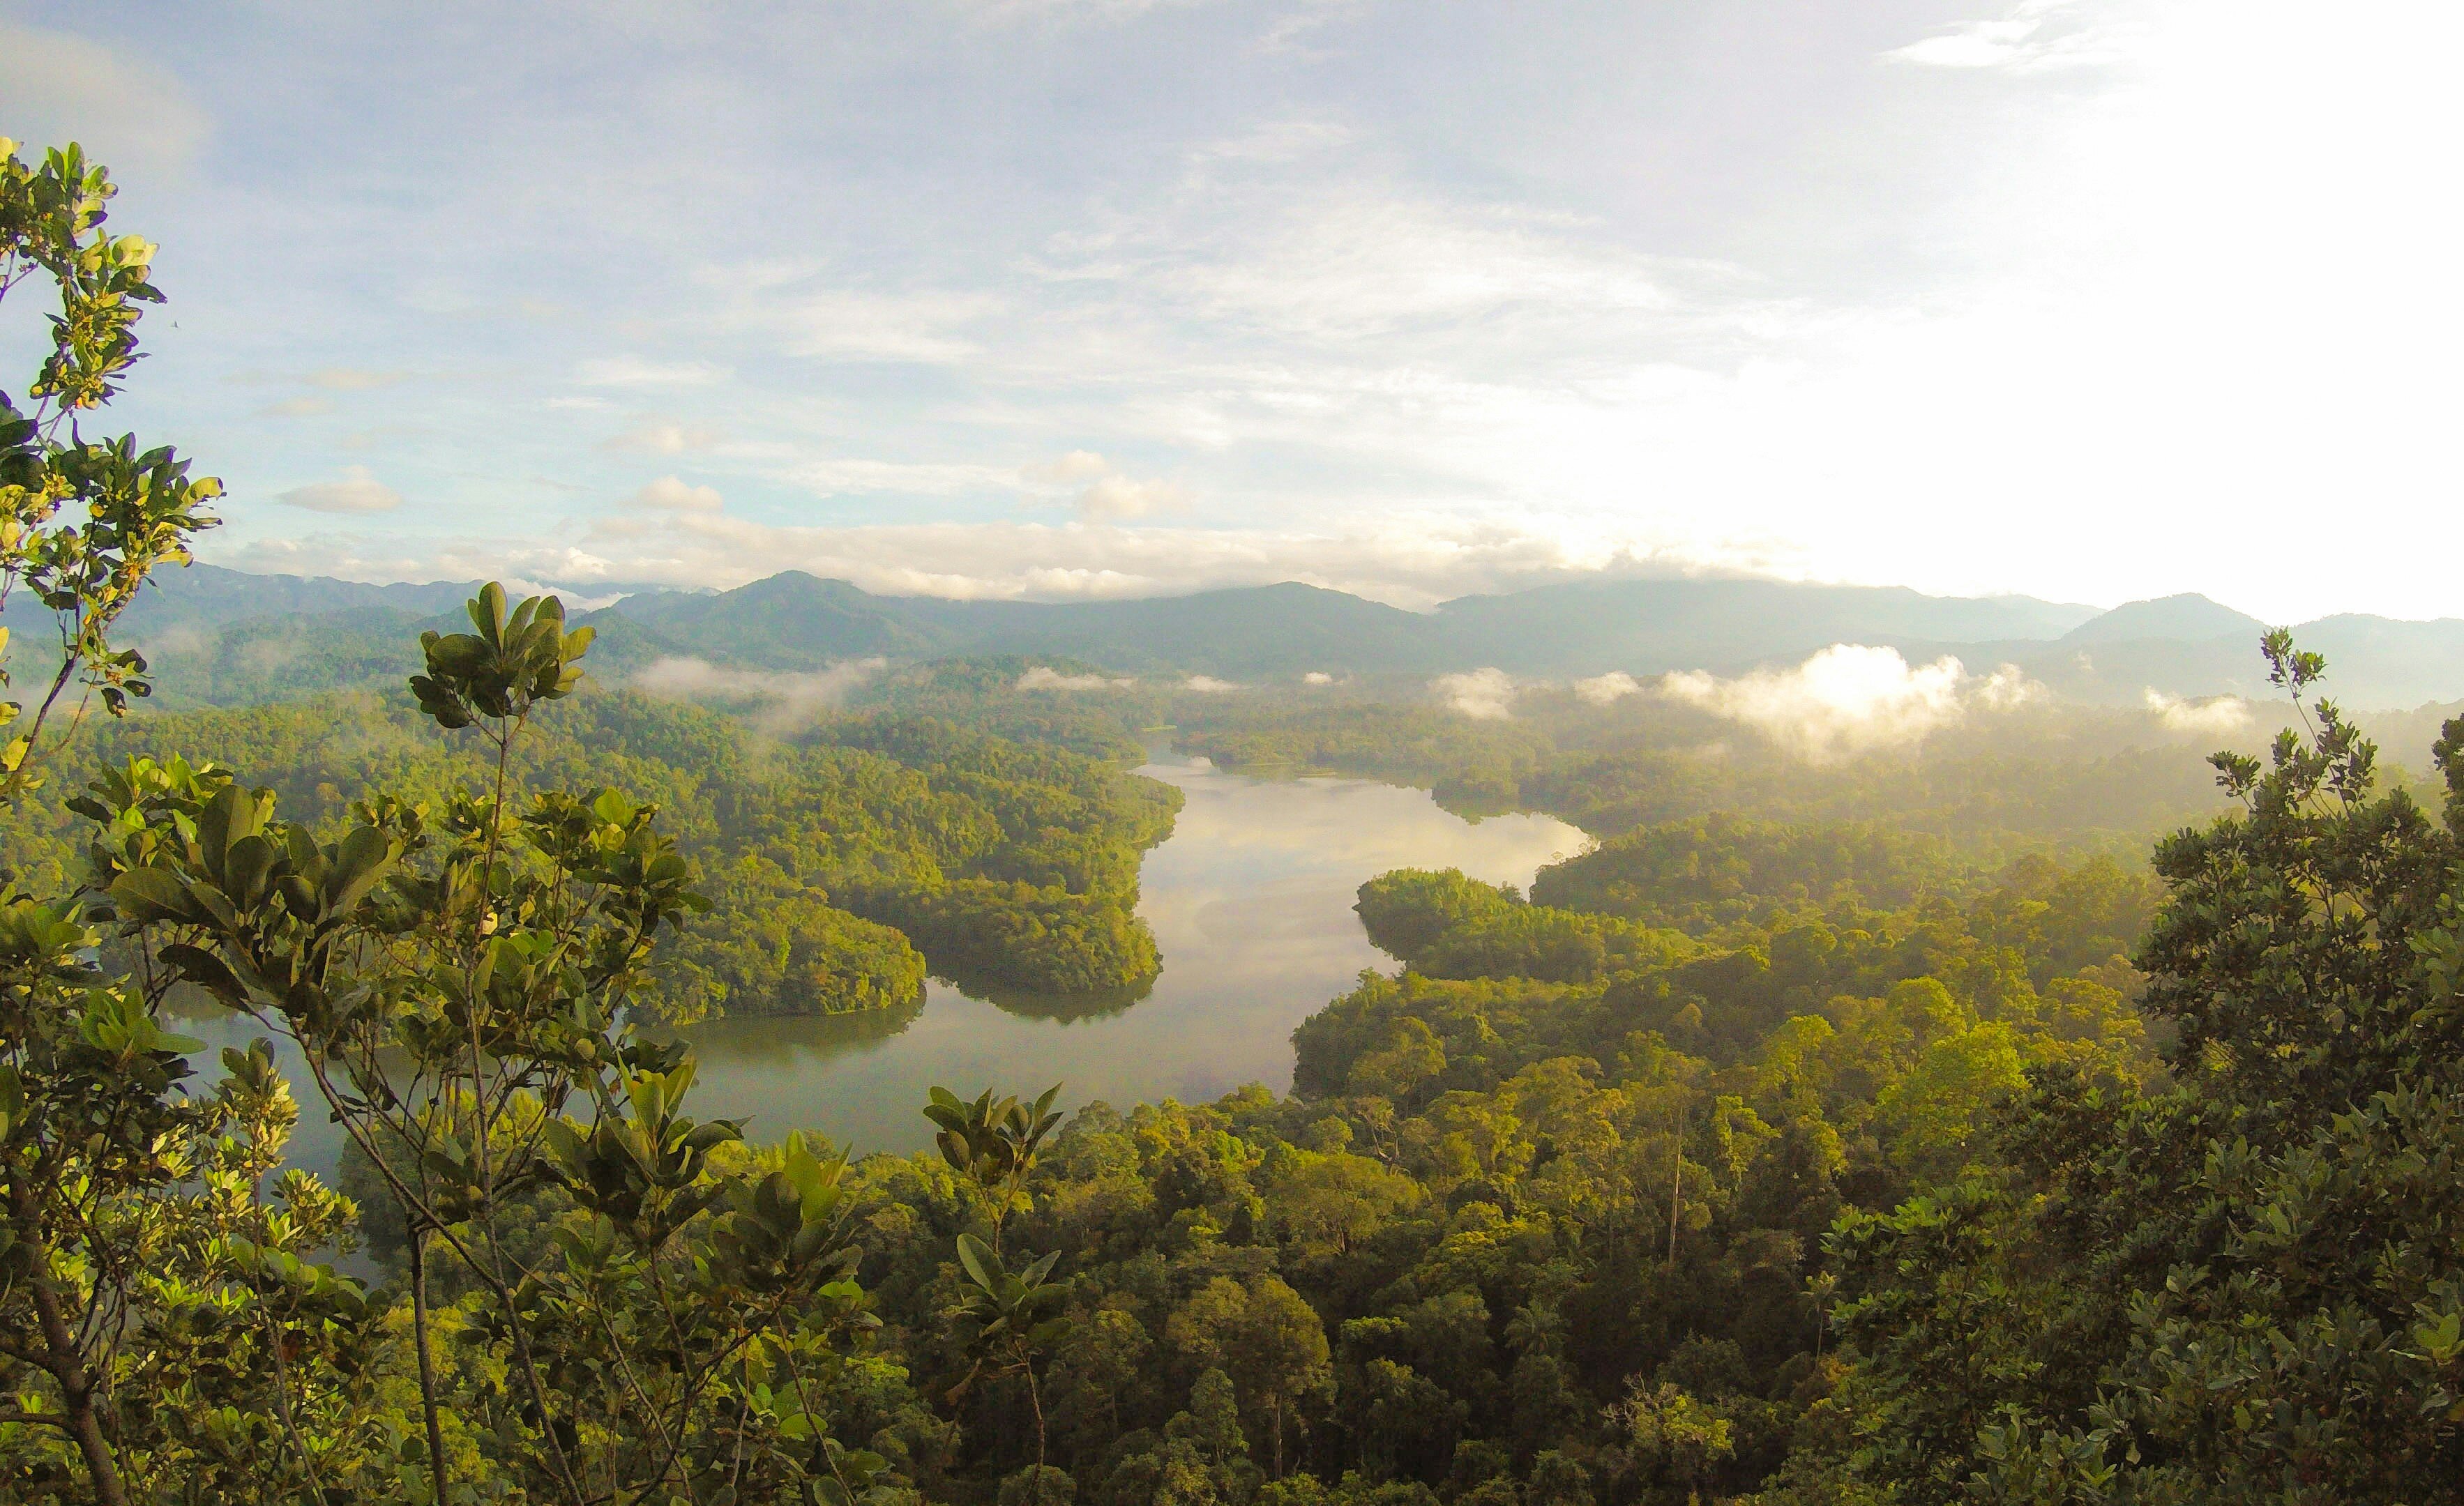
[183,752,1587,1169]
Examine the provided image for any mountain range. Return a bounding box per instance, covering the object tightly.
[13,564,2463,710]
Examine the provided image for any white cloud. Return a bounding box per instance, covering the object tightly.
[1661,645,2044,760]
[602,415,723,453]
[1182,674,1241,692]
[623,476,725,512]
[1017,666,1136,690]
[1433,667,1516,720]
[1302,671,1333,685]
[2142,687,2251,734]
[277,466,403,514]
[630,655,885,733]
[0,24,209,177]
[1075,473,1186,521]
[1975,664,2046,710]
[1018,451,1188,520]
[307,367,411,391]
[1573,670,1641,706]
[257,396,332,418]
[1020,450,1114,485]
[789,458,1016,497]
[780,289,998,363]
[211,511,1772,611]
[576,356,729,387]
[957,0,1220,27]
[1882,1,2142,73]
[140,623,213,657]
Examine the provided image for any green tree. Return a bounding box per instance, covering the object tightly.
[1167,1275,1331,1477]
[109,588,892,1505]
[1815,638,2464,1502]
[0,139,220,797]
[928,1082,1066,1249]
[0,139,350,1506]
[949,1232,1075,1497]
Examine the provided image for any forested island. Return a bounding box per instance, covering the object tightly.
[9,139,2464,1506]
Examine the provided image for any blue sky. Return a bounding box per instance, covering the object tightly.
[5,1,2459,618]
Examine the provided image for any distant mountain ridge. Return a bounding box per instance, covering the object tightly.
[20,563,2463,709]
[2059,593,2271,646]
[589,572,2110,679]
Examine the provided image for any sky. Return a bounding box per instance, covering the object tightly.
[3,0,2459,620]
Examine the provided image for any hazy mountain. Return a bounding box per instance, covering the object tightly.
[2059,593,2270,645]
[596,573,958,667]
[585,572,2103,680]
[902,583,1437,676]
[593,577,1435,677]
[31,565,2464,712]
[1429,578,2103,674]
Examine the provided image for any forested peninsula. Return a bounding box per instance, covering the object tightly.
[0,690,1181,1019]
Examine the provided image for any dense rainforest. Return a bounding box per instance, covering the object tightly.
[10,139,2464,1506]
[0,688,1181,1017]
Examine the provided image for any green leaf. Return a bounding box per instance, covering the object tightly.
[110,866,211,927]
[160,942,250,1007]
[955,1232,997,1292]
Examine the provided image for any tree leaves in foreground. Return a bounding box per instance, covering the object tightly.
[1786,630,2464,1503]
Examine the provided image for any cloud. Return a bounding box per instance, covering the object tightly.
[1017,666,1136,690]
[308,367,411,391]
[257,396,332,418]
[956,0,1220,29]
[1019,451,1188,520]
[140,623,213,658]
[1573,671,1642,706]
[622,476,725,512]
[1076,473,1186,520]
[790,459,1016,497]
[1182,674,1241,692]
[1302,671,1334,685]
[1661,645,2044,760]
[601,415,723,453]
[577,356,729,387]
[1433,667,1516,720]
[1020,451,1114,485]
[779,289,999,363]
[1882,1,2142,73]
[0,24,209,178]
[277,466,404,514]
[2143,687,2251,735]
[630,655,885,733]
[211,512,1774,611]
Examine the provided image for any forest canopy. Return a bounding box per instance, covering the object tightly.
[0,688,1182,1019]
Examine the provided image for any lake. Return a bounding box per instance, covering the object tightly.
[183,752,1587,1171]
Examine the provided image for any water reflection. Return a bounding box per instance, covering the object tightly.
[172,752,1589,1174]
[680,750,1586,1155]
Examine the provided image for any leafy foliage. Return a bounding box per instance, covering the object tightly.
[1785,635,2464,1503]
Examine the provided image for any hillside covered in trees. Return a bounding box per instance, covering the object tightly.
[0,689,1181,1018]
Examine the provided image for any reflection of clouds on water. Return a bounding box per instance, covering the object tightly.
[682,758,1589,1156]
